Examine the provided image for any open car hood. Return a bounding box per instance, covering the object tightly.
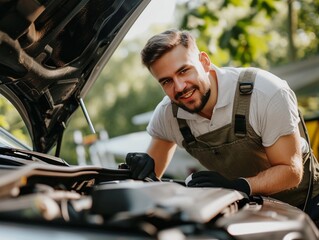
[0,0,150,152]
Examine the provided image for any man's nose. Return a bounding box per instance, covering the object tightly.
[174,78,186,92]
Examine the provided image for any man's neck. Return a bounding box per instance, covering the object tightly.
[199,70,218,119]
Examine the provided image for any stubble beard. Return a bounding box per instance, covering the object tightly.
[176,89,211,114]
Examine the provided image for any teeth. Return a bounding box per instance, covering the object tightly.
[181,90,194,99]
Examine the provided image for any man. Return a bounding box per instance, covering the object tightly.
[125,29,319,223]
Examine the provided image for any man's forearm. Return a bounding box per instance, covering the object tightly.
[247,164,303,195]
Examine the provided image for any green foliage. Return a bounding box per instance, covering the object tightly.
[179,0,318,68]
[296,0,319,57]
[84,39,165,137]
[179,0,279,67]
[250,0,277,16]
[0,96,31,146]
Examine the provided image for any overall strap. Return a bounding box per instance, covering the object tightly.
[233,68,258,137]
[172,103,196,145]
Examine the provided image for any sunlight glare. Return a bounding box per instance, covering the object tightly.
[125,0,176,39]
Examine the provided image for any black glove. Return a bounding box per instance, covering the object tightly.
[185,171,251,196]
[125,152,157,180]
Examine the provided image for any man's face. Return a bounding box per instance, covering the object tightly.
[149,44,211,114]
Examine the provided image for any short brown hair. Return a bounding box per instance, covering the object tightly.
[141,29,197,69]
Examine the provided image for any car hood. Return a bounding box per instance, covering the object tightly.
[0,0,150,153]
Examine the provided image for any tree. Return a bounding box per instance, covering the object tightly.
[178,0,319,68]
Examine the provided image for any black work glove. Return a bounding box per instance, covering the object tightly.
[125,152,158,181]
[185,171,251,196]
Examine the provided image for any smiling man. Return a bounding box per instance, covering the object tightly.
[125,29,319,225]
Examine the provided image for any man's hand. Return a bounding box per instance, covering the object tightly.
[125,152,157,180]
[185,171,251,196]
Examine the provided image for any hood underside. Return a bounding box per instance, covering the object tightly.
[0,0,149,153]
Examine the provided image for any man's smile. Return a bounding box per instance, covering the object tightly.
[175,88,197,101]
[180,89,196,99]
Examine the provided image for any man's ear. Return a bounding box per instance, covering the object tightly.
[199,51,211,71]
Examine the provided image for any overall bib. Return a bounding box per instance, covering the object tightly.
[173,68,319,208]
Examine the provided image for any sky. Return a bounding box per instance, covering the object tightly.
[125,0,177,39]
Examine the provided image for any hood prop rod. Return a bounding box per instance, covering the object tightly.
[79,98,96,134]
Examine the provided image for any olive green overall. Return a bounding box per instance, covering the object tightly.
[173,68,319,207]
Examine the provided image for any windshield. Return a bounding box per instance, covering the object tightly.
[0,95,31,150]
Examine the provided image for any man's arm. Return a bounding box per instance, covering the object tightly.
[247,130,304,195]
[147,137,177,178]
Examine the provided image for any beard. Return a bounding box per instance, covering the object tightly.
[175,88,211,114]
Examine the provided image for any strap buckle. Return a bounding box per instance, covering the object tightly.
[235,114,247,137]
[239,82,254,95]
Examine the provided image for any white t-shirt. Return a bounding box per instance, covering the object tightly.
[147,64,300,149]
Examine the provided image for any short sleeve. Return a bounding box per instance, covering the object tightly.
[260,87,300,147]
[146,96,182,144]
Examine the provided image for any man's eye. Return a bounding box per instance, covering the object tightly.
[161,79,171,86]
[180,68,188,74]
